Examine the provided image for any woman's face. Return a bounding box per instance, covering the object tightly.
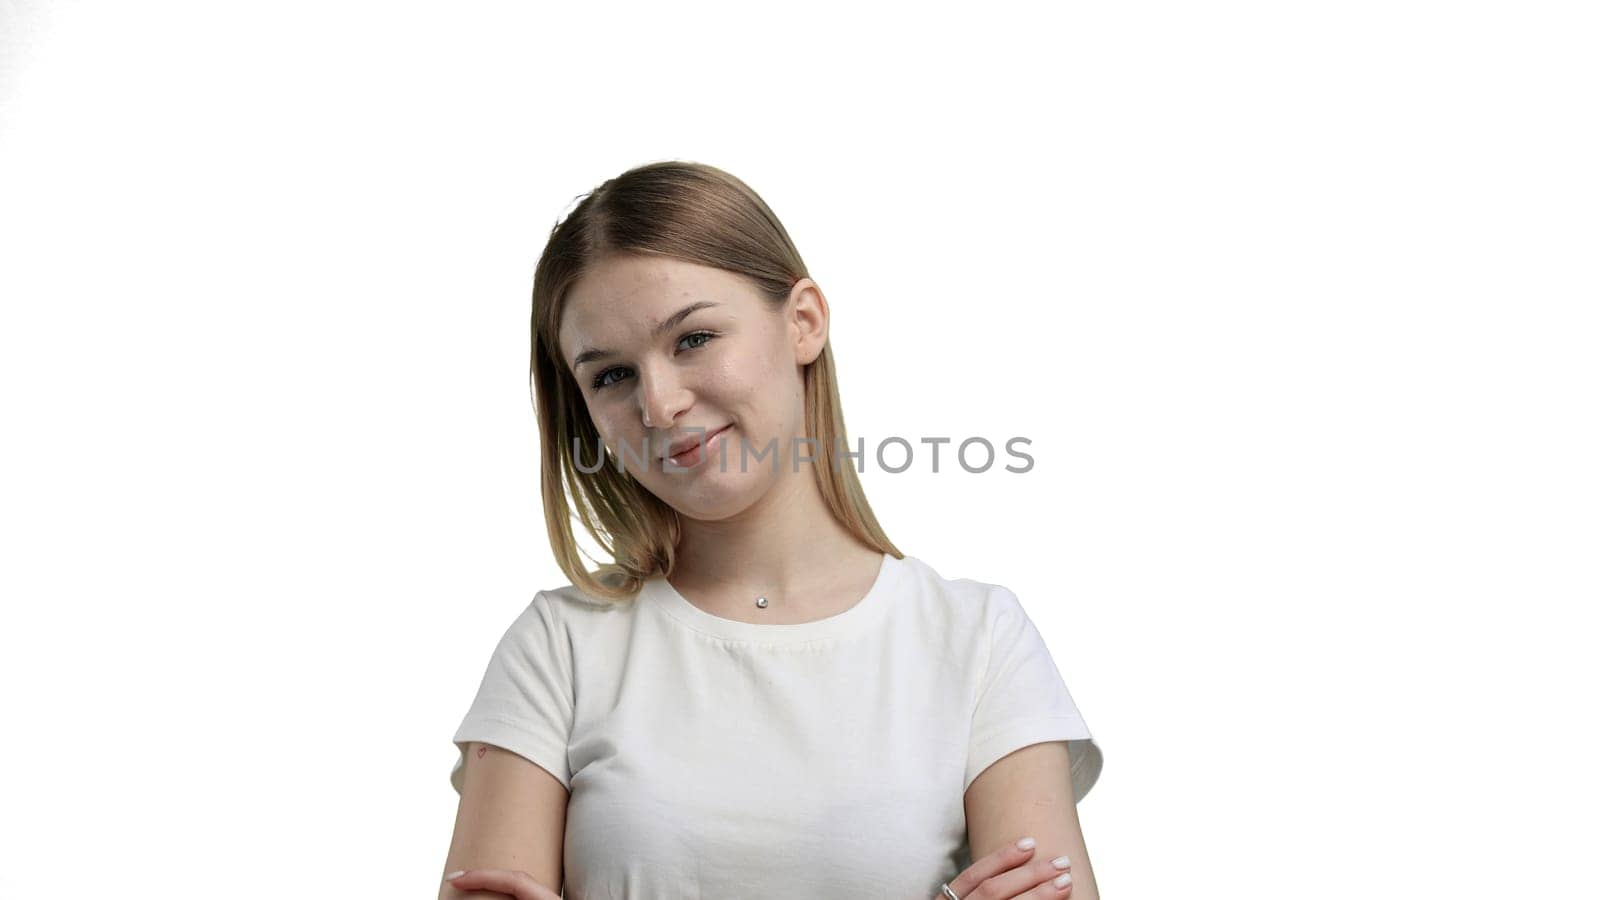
[557,253,827,521]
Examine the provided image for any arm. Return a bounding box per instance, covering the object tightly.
[439,742,569,899]
[965,741,1100,899]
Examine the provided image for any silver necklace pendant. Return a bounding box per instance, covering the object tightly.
[755,596,768,608]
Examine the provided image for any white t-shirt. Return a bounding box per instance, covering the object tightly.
[449,551,1103,899]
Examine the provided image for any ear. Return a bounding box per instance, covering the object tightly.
[788,278,829,366]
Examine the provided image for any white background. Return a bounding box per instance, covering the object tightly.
[2,2,1595,897]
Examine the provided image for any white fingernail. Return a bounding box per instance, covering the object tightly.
[1016,836,1036,850]
[444,871,465,880]
[1052,855,1071,869]
[1054,872,1073,889]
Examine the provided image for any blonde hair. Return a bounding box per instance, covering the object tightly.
[530,160,900,602]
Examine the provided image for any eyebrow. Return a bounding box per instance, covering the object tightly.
[571,300,721,370]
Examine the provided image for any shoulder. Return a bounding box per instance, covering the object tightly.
[890,554,1029,656]
[533,573,646,636]
[540,569,642,610]
[480,578,641,665]
[894,553,1024,623]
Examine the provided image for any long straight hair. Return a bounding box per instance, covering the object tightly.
[530,160,900,602]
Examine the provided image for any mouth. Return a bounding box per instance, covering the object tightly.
[664,424,733,470]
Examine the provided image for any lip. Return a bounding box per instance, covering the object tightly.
[663,424,732,469]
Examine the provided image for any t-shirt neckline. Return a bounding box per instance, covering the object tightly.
[646,551,903,644]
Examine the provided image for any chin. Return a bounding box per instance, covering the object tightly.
[663,468,769,522]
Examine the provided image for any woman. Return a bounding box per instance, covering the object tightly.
[438,161,1105,899]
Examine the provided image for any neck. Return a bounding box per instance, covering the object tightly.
[670,464,879,614]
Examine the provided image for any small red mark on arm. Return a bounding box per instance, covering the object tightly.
[476,745,487,759]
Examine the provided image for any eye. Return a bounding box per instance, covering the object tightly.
[589,330,718,391]
[679,330,715,351]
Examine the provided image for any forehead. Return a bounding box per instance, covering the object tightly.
[558,254,753,352]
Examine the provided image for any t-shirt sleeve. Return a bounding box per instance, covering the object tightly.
[449,590,575,795]
[965,587,1104,803]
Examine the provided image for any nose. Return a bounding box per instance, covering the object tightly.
[638,362,691,431]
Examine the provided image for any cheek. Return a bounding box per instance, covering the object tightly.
[735,341,790,384]
[586,408,625,449]
[698,356,749,400]
[722,359,802,433]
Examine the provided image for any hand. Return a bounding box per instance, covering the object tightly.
[442,868,560,900]
[936,836,1074,899]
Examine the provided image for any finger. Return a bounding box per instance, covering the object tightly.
[946,836,1037,898]
[984,852,1074,899]
[444,868,561,900]
[1014,864,1074,898]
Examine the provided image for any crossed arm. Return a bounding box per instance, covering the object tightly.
[440,743,567,899]
[441,739,1099,899]
[965,740,1100,899]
